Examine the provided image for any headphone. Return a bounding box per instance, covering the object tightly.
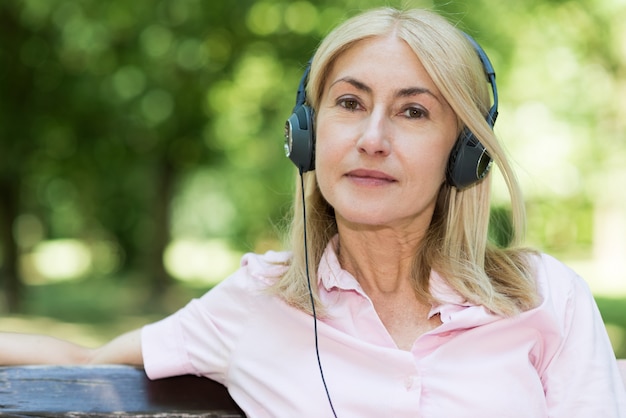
[284,33,499,189]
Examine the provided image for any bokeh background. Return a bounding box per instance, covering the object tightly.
[1,0,625,357]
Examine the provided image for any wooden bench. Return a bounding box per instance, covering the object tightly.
[1,361,625,416]
[0,365,244,417]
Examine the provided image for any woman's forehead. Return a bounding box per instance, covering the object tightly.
[322,36,442,98]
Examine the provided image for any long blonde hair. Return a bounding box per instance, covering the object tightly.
[273,7,539,317]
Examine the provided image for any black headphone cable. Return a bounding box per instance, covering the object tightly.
[299,169,338,418]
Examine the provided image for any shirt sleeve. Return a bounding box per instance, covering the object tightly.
[141,250,290,384]
[539,255,626,417]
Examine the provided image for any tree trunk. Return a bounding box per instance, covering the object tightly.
[0,178,22,313]
[147,160,175,298]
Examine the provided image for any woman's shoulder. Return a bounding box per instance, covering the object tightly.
[529,252,582,285]
[240,249,292,280]
[527,251,593,311]
[217,249,292,292]
[195,249,293,308]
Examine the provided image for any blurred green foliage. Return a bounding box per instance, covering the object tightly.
[0,0,625,322]
[6,278,626,358]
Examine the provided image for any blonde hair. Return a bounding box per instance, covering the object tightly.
[273,7,539,317]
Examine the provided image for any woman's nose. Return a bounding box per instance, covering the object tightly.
[356,111,392,156]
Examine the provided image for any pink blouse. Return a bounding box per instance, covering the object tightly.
[142,240,626,417]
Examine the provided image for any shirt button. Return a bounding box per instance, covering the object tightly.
[404,376,414,390]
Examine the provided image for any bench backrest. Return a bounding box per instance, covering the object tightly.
[0,365,244,417]
[1,361,624,415]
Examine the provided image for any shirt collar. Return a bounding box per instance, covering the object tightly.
[317,236,465,299]
[317,236,501,326]
[428,270,502,326]
[318,236,364,294]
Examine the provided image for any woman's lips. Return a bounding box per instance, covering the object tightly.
[345,169,397,185]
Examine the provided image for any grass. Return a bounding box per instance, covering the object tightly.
[1,277,212,347]
[2,278,625,358]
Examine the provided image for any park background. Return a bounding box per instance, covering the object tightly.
[1,0,626,358]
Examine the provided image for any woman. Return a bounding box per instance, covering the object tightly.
[2,7,625,417]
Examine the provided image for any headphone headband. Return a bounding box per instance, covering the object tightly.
[463,33,498,127]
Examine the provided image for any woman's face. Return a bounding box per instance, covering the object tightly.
[315,35,458,234]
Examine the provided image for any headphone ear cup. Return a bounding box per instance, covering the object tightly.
[446,33,498,189]
[446,128,493,189]
[284,104,315,172]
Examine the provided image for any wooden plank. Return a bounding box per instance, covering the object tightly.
[4,360,621,416]
[0,365,245,417]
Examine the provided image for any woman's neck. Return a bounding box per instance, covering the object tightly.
[336,224,426,295]
[335,224,441,350]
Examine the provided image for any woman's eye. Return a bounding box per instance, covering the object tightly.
[403,107,428,119]
[339,98,360,111]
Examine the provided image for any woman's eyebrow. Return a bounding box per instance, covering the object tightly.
[396,86,441,103]
[329,77,371,93]
[330,77,440,103]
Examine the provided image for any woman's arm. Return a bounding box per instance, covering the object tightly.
[90,329,143,365]
[0,329,143,366]
[542,270,626,416]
